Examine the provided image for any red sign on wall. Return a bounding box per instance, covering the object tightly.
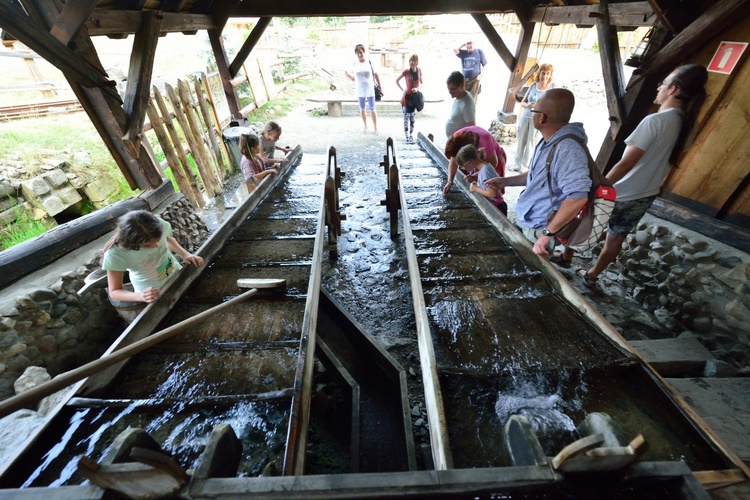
[707,42,747,75]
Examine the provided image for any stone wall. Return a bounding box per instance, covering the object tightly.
[0,195,209,400]
[601,219,750,375]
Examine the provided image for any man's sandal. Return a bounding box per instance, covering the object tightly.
[549,250,573,268]
[575,266,598,289]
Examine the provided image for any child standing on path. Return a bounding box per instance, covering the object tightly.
[455,144,507,215]
[102,210,203,304]
[240,133,278,191]
[259,121,292,169]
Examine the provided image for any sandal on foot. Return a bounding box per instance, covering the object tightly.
[575,266,598,289]
[549,250,573,267]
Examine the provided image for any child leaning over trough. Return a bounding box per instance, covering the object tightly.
[240,132,278,191]
[102,210,204,304]
[455,144,507,215]
[259,120,292,169]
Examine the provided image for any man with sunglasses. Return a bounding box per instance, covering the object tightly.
[486,88,591,262]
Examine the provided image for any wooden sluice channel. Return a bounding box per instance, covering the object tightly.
[0,145,332,494]
[388,133,749,493]
[0,137,748,498]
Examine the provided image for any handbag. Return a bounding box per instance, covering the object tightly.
[545,134,616,251]
[369,61,382,101]
[408,91,425,111]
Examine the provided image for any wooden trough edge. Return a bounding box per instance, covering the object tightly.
[416,131,750,487]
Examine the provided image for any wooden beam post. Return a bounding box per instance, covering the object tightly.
[594,0,626,139]
[501,20,534,120]
[630,0,750,87]
[471,13,514,70]
[122,10,163,157]
[207,16,241,119]
[228,17,272,78]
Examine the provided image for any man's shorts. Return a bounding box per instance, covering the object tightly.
[608,196,657,237]
[358,96,376,111]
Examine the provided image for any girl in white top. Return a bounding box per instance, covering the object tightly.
[345,44,382,135]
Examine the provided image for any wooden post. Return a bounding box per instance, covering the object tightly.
[152,86,203,199]
[176,79,223,191]
[193,76,230,178]
[146,101,203,208]
[201,72,233,171]
[165,82,217,198]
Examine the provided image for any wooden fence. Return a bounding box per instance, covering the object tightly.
[144,57,292,206]
[145,73,231,209]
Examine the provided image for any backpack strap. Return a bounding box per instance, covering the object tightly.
[544,134,607,209]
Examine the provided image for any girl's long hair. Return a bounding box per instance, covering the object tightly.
[669,64,708,163]
[102,210,163,254]
[239,133,260,159]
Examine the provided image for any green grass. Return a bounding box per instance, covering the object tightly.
[0,210,56,251]
[0,75,329,249]
[240,77,328,123]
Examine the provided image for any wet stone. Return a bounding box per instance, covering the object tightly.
[0,332,20,350]
[33,311,51,326]
[1,344,27,360]
[50,303,68,318]
[16,296,37,310]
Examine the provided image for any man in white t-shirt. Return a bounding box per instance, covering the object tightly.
[444,71,476,137]
[575,64,708,289]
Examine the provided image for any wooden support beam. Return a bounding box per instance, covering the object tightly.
[0,2,118,98]
[123,10,163,157]
[630,0,750,87]
[223,0,517,17]
[20,0,162,191]
[594,0,626,139]
[528,2,656,27]
[85,11,215,36]
[208,25,241,118]
[49,0,97,46]
[501,21,534,117]
[471,13,514,70]
[228,17,272,79]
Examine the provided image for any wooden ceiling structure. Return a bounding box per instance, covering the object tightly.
[1,0,749,249]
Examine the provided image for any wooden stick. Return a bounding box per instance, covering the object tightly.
[0,288,261,419]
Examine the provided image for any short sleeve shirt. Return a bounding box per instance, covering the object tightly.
[102,218,182,293]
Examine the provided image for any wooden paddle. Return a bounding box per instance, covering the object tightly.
[0,278,286,419]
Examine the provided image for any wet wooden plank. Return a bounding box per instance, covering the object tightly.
[163,300,305,343]
[408,206,492,229]
[185,265,311,301]
[413,227,513,254]
[423,287,625,372]
[213,239,316,266]
[418,252,531,279]
[107,349,299,398]
[230,216,318,240]
[250,196,321,217]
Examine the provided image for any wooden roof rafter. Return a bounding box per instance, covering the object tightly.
[0,1,120,100]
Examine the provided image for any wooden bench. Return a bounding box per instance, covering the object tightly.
[308,94,443,117]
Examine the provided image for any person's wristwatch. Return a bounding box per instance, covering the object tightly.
[542,228,556,237]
